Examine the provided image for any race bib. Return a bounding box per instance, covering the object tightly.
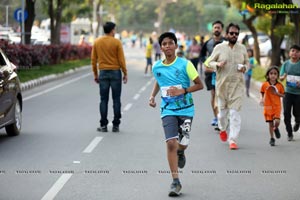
[161,85,184,103]
[286,75,300,88]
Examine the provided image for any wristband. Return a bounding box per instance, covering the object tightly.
[184,88,188,95]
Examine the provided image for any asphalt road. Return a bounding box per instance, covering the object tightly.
[0,46,299,200]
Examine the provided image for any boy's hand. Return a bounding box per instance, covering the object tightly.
[149,96,156,108]
[167,86,184,96]
[279,74,287,81]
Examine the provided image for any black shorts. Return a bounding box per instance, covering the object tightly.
[204,72,214,91]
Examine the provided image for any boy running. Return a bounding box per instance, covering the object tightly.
[280,44,300,141]
[149,32,203,196]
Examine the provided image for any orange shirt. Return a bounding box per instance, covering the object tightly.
[91,35,127,79]
[261,81,285,111]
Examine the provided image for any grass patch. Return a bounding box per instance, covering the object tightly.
[18,58,91,82]
[252,65,267,82]
[252,65,286,85]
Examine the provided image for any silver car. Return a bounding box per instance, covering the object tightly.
[0,48,22,136]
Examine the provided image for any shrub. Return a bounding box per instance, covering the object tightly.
[0,40,92,69]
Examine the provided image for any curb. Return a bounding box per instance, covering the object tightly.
[20,65,91,91]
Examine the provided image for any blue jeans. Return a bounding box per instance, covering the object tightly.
[98,70,122,127]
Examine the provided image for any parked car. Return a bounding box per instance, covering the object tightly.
[259,39,272,57]
[259,37,288,57]
[0,48,22,136]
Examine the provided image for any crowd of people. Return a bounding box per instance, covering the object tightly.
[90,21,300,197]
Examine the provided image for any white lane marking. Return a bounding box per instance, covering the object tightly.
[41,173,73,200]
[146,79,153,86]
[133,94,140,100]
[123,103,132,111]
[23,73,91,101]
[83,137,103,153]
[139,86,146,93]
[73,161,80,164]
[249,92,260,103]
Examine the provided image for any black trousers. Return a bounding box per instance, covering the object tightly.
[283,93,300,135]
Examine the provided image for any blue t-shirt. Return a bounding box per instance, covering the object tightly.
[152,57,199,118]
[280,59,300,95]
[246,57,256,76]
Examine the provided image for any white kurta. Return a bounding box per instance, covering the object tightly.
[208,41,249,111]
[208,41,249,143]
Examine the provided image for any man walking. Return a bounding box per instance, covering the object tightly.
[208,23,249,150]
[91,22,128,132]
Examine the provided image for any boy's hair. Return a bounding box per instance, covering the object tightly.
[265,66,279,81]
[290,44,300,51]
[247,49,254,56]
[158,32,177,46]
[213,20,224,28]
[103,22,116,34]
[226,23,240,34]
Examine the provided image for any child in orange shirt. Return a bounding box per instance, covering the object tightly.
[260,66,285,146]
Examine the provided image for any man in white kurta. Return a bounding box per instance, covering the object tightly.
[208,23,249,150]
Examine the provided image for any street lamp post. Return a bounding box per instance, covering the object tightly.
[21,0,25,44]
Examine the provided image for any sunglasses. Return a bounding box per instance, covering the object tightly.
[228,32,239,36]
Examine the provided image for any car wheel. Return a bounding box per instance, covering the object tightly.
[5,100,22,136]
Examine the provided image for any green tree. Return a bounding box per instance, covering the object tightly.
[229,0,299,66]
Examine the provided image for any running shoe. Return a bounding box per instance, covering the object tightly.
[293,123,300,132]
[97,126,107,132]
[177,150,186,169]
[168,181,182,197]
[211,118,218,126]
[288,132,294,141]
[229,142,238,150]
[112,126,119,132]
[274,128,281,139]
[219,130,228,142]
[269,138,275,146]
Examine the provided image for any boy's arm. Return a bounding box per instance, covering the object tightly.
[167,76,203,97]
[190,76,204,92]
[149,81,160,108]
[279,64,286,81]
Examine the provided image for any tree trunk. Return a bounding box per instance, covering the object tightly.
[49,0,62,45]
[157,0,167,35]
[270,14,285,67]
[54,0,62,44]
[242,15,260,65]
[290,11,300,44]
[25,0,35,45]
[49,0,54,44]
[96,1,101,37]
